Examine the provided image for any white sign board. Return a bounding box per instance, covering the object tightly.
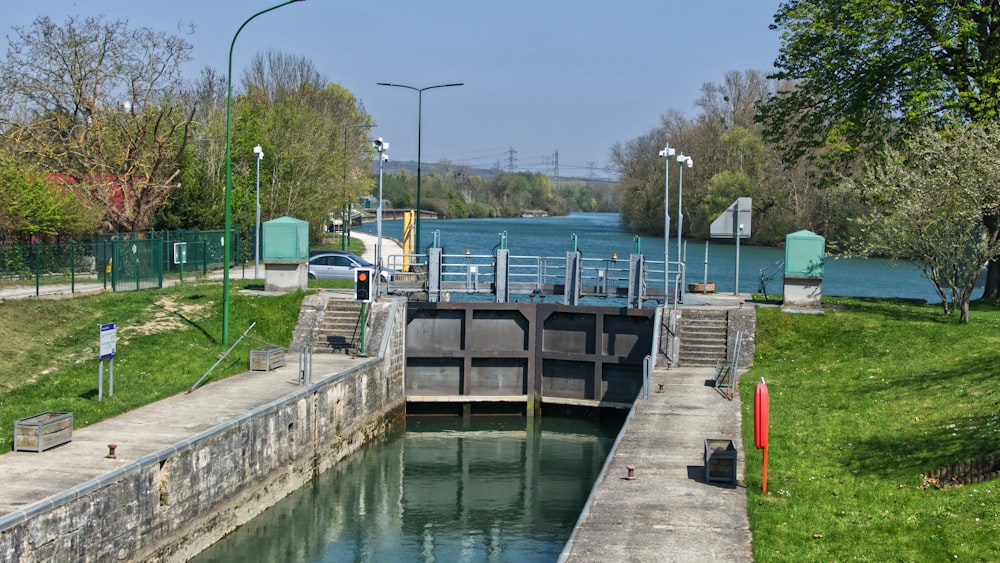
[710,197,753,239]
[100,323,117,359]
[173,242,187,264]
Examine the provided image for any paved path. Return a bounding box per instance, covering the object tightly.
[563,366,753,562]
[0,351,368,518]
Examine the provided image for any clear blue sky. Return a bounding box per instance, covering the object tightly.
[4,1,783,179]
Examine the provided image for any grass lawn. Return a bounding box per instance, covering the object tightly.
[742,298,1000,561]
[0,278,356,451]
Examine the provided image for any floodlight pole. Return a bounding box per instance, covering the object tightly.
[223,0,304,345]
[658,146,675,303]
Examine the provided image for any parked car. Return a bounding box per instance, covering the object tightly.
[308,250,391,281]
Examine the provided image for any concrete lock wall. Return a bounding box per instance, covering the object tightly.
[0,299,407,563]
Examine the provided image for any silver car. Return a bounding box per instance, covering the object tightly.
[308,251,390,281]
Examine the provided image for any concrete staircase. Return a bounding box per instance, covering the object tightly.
[313,300,364,353]
[677,308,729,367]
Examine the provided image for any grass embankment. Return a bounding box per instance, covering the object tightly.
[0,277,347,452]
[743,298,1000,561]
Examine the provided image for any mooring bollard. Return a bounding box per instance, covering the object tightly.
[106,443,117,459]
[625,465,636,480]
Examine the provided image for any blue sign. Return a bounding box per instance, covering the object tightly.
[100,323,116,359]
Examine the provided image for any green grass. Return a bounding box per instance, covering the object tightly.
[0,280,306,452]
[742,298,1000,561]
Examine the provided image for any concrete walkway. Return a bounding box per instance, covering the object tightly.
[562,366,752,562]
[0,351,370,519]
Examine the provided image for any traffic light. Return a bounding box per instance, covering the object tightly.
[355,268,373,302]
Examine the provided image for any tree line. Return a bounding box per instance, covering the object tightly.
[0,16,374,245]
[615,2,1000,321]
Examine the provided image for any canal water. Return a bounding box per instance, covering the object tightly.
[358,212,955,303]
[191,415,622,563]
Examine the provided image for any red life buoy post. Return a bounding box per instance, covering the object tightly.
[754,379,770,494]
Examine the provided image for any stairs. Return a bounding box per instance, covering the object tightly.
[677,308,729,367]
[313,300,364,353]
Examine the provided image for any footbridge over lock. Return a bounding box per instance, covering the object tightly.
[383,246,675,307]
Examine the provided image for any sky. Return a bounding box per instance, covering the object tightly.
[3,1,784,180]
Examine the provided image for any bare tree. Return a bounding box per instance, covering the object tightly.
[0,15,195,231]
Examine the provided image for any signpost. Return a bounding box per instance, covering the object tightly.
[710,197,752,295]
[173,242,188,282]
[99,323,116,401]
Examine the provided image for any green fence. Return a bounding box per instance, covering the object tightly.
[0,241,100,294]
[0,229,242,296]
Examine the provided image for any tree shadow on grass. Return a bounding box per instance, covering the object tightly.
[837,352,1000,478]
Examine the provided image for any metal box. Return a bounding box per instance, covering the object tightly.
[250,346,285,371]
[784,230,825,278]
[261,216,309,262]
[704,438,737,484]
[14,412,73,452]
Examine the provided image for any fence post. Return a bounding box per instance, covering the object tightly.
[34,243,40,297]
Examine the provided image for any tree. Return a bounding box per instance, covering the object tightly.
[760,1,1000,298]
[853,122,1000,322]
[0,158,99,243]
[0,16,195,232]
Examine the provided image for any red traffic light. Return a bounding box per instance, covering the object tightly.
[357,271,368,282]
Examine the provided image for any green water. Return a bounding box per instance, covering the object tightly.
[192,415,623,563]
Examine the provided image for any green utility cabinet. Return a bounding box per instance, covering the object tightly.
[783,230,825,308]
[262,216,310,292]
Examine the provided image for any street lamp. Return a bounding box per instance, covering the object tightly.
[223,0,304,345]
[253,144,263,279]
[658,145,675,302]
[373,137,389,286]
[676,154,693,302]
[376,81,463,255]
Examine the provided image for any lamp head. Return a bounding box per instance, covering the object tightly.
[253,144,263,159]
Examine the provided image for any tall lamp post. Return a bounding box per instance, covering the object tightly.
[376,82,463,255]
[658,146,675,302]
[223,0,304,345]
[676,154,693,302]
[253,144,263,279]
[373,137,389,285]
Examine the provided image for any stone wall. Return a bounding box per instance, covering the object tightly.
[0,298,406,563]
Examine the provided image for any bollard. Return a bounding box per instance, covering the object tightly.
[625,465,636,480]
[656,383,665,393]
[106,443,118,459]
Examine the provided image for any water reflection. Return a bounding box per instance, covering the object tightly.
[192,416,622,563]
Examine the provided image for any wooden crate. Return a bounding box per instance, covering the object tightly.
[250,346,285,371]
[704,438,737,484]
[14,412,73,452]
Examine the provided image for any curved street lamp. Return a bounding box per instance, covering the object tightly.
[376,82,463,256]
[223,0,305,345]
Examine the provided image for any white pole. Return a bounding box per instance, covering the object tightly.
[253,144,263,279]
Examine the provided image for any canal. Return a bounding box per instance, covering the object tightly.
[191,415,624,562]
[197,212,949,561]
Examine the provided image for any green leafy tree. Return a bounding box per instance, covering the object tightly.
[0,158,98,242]
[853,122,1000,322]
[760,0,1000,298]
